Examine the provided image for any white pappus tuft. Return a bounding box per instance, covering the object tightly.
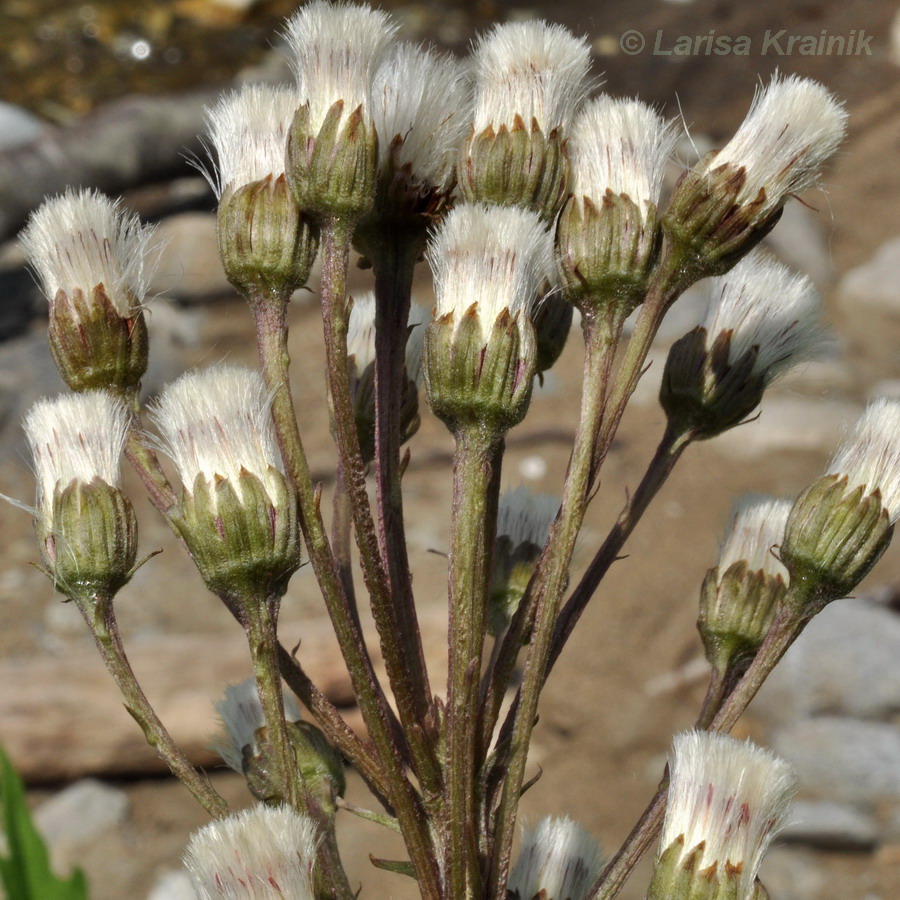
[718,494,791,580]
[826,398,900,523]
[24,391,130,520]
[427,203,554,336]
[283,0,398,134]
[371,42,470,192]
[507,815,603,900]
[184,804,319,900]
[204,84,300,197]
[703,73,847,214]
[211,678,302,774]
[19,188,156,317]
[568,96,678,213]
[472,20,591,134]
[150,365,283,502]
[347,291,431,384]
[703,250,827,384]
[497,485,559,549]
[661,731,797,898]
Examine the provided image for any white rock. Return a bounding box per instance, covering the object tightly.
[771,717,900,810]
[34,779,129,850]
[837,236,900,314]
[781,800,880,850]
[0,102,44,151]
[148,869,198,900]
[759,846,828,900]
[764,201,834,288]
[713,396,860,459]
[754,599,900,725]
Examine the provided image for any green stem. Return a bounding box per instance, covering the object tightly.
[250,289,440,897]
[446,429,504,899]
[331,462,357,615]
[73,594,228,818]
[486,312,616,898]
[320,220,443,804]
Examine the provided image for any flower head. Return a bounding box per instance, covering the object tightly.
[184,804,319,899]
[20,188,156,317]
[497,485,559,549]
[371,42,469,194]
[825,399,900,524]
[703,74,847,215]
[212,678,302,774]
[428,203,553,338]
[205,84,300,197]
[508,816,602,900]
[718,495,791,579]
[472,21,591,134]
[151,365,282,503]
[283,0,397,133]
[24,391,130,523]
[569,96,678,213]
[703,251,826,385]
[656,731,796,898]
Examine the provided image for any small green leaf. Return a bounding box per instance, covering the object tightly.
[0,746,89,900]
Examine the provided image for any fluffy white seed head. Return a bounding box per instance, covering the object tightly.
[719,495,791,581]
[508,815,602,900]
[346,291,430,384]
[569,96,678,212]
[150,365,282,501]
[211,678,302,774]
[497,485,559,549]
[472,21,591,134]
[205,84,300,197]
[662,731,797,897]
[283,0,398,133]
[20,188,156,316]
[24,391,130,519]
[427,203,554,336]
[826,398,900,523]
[184,804,318,899]
[703,74,847,214]
[372,42,470,191]
[703,250,827,384]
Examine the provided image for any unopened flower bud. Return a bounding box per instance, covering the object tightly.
[24,391,137,600]
[660,251,826,440]
[284,0,397,221]
[490,486,558,637]
[424,204,553,435]
[184,804,319,900]
[650,731,796,900]
[459,21,590,220]
[206,85,318,297]
[558,97,677,315]
[342,291,428,464]
[20,189,153,393]
[507,816,602,900]
[699,496,790,673]
[781,399,900,607]
[663,75,847,283]
[151,365,301,602]
[212,679,344,807]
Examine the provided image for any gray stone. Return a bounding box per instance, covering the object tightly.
[624,283,707,347]
[781,800,880,850]
[0,102,44,151]
[754,599,900,725]
[148,870,198,900]
[34,779,129,850]
[759,846,828,900]
[763,201,834,288]
[837,236,900,314]
[148,213,233,303]
[713,396,860,459]
[771,717,900,810]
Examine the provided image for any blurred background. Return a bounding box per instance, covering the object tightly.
[1,1,900,897]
